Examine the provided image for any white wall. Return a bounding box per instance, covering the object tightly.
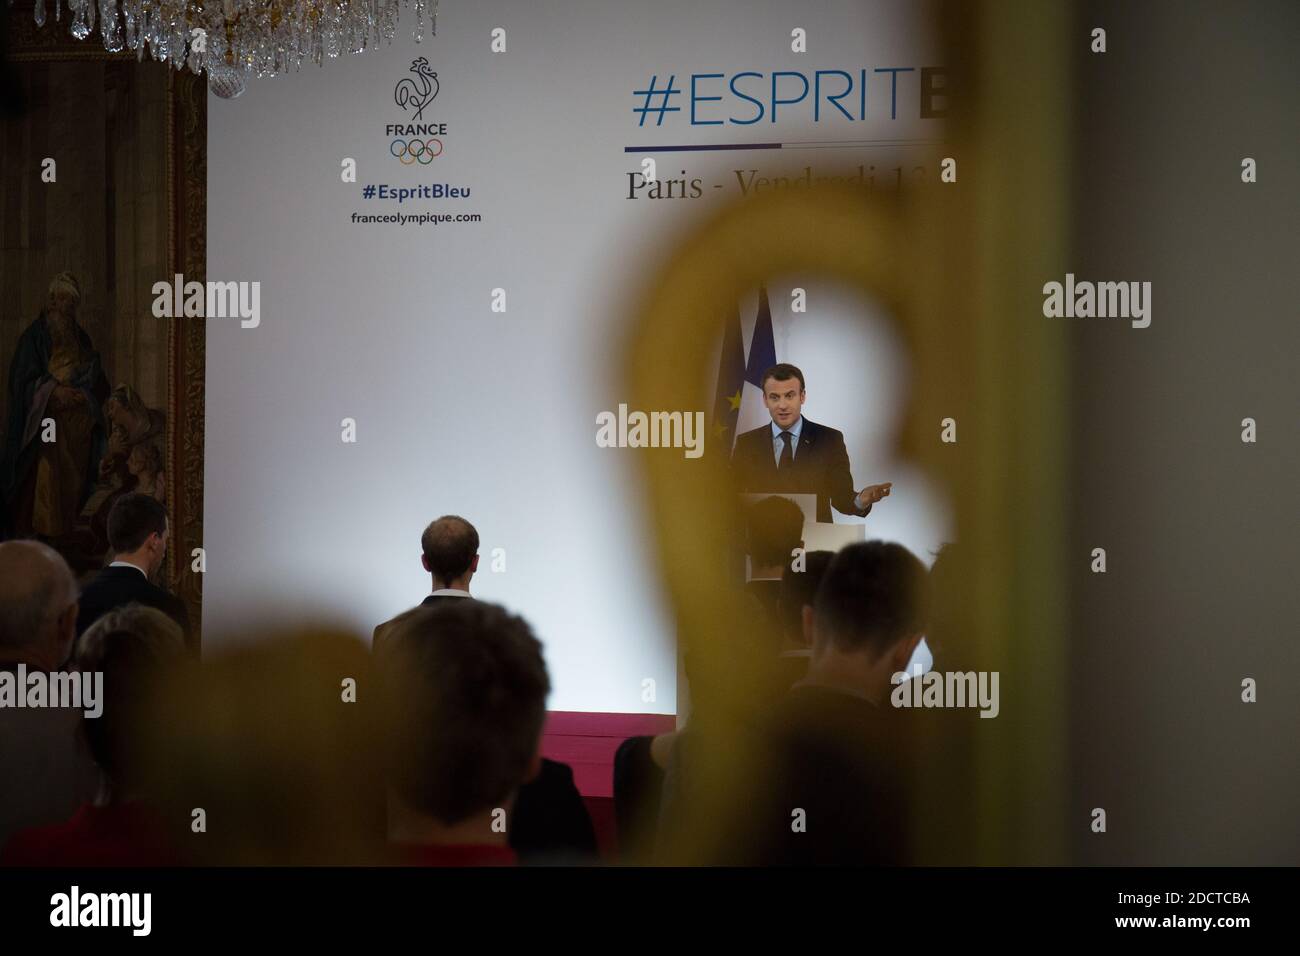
[204,0,943,712]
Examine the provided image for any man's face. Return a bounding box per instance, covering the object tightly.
[48,290,77,319]
[763,377,805,429]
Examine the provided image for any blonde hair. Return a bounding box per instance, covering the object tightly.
[77,603,184,670]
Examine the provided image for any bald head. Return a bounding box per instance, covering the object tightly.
[420,515,479,589]
[0,541,79,663]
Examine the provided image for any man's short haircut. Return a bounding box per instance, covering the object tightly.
[746,496,805,569]
[779,550,835,641]
[813,541,928,656]
[760,362,806,392]
[379,600,550,826]
[107,492,168,554]
[77,604,186,779]
[420,515,479,583]
[0,540,76,650]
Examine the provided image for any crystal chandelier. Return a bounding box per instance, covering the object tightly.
[25,0,439,93]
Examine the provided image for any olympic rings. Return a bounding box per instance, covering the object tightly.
[390,138,444,165]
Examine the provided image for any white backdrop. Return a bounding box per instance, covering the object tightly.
[204,0,946,712]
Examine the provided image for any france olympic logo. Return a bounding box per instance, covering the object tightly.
[390,138,444,165]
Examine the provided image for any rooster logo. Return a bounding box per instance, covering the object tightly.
[395,57,440,121]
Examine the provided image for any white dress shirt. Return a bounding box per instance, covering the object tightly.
[108,560,147,578]
[770,416,804,467]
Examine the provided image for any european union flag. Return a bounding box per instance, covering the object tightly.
[712,304,745,455]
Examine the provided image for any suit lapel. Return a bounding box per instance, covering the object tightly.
[795,419,818,470]
[756,426,779,477]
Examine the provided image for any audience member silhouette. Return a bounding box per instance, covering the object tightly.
[2,604,188,866]
[0,541,98,849]
[377,600,553,866]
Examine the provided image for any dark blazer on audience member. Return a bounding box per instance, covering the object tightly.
[372,592,600,864]
[75,565,191,649]
[510,757,598,864]
[371,592,467,656]
[612,735,665,862]
[657,685,908,865]
[730,417,868,523]
[756,684,909,864]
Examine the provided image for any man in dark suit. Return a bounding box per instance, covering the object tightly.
[731,363,892,523]
[76,492,190,649]
[372,514,480,654]
[372,514,597,862]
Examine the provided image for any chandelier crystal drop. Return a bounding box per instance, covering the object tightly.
[25,0,439,85]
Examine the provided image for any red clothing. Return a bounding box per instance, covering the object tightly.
[0,802,183,867]
[394,842,517,867]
